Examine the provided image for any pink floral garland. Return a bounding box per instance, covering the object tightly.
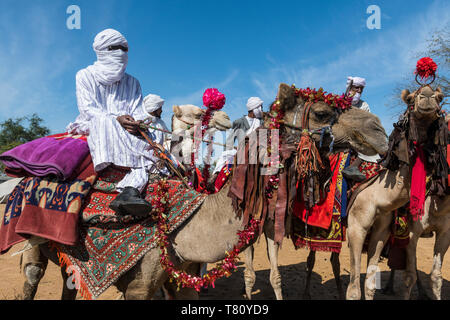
[153,179,260,292]
[191,88,227,192]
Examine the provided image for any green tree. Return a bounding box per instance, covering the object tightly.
[0,113,50,172]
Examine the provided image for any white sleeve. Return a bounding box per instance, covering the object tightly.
[75,70,117,120]
[360,101,371,112]
[127,77,147,121]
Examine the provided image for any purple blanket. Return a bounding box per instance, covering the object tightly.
[0,133,89,181]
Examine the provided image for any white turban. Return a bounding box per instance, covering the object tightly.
[346,76,366,89]
[246,97,264,111]
[88,29,129,86]
[346,76,366,105]
[143,94,165,114]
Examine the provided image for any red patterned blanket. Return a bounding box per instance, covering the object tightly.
[291,153,349,253]
[0,155,96,254]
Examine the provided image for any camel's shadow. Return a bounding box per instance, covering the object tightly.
[198,262,450,300]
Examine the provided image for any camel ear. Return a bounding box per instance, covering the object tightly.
[435,87,444,103]
[401,89,414,105]
[277,83,296,110]
[173,105,182,118]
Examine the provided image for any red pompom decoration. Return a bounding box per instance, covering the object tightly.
[415,57,437,80]
[203,88,226,110]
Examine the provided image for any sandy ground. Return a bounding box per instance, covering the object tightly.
[0,204,448,300]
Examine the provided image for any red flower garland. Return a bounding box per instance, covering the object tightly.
[152,179,260,292]
[415,57,437,80]
[294,87,353,110]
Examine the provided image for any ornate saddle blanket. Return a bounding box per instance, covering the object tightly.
[291,152,349,253]
[52,168,207,300]
[0,154,96,254]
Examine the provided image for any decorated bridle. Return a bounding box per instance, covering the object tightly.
[266,86,353,208]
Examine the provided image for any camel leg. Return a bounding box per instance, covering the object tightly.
[364,214,392,300]
[346,209,373,300]
[404,228,421,300]
[430,231,450,300]
[302,250,316,300]
[115,248,169,300]
[382,269,396,296]
[21,246,48,300]
[242,245,256,300]
[415,270,432,300]
[60,267,78,300]
[265,234,283,300]
[330,252,344,300]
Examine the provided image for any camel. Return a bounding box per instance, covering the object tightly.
[19,104,231,300]
[403,195,450,299]
[170,104,231,167]
[19,83,388,300]
[242,85,389,300]
[402,114,450,300]
[345,85,446,300]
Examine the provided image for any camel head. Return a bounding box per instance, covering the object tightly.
[208,111,232,132]
[401,86,443,122]
[172,105,231,134]
[272,83,388,156]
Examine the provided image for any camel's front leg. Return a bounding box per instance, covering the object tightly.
[330,252,344,300]
[346,202,376,300]
[430,231,450,300]
[364,213,392,300]
[303,250,316,300]
[404,223,422,300]
[242,245,256,300]
[265,233,283,300]
[116,248,168,300]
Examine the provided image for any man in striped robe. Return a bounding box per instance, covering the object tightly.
[67,29,159,217]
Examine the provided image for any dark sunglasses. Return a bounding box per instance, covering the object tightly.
[108,45,128,52]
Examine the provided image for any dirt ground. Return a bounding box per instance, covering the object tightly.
[0,204,448,300]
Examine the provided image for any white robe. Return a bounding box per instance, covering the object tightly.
[67,68,163,191]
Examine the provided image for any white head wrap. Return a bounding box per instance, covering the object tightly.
[246,97,264,112]
[346,76,366,89]
[143,94,165,114]
[88,29,129,86]
[346,76,366,105]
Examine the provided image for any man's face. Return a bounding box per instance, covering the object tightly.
[151,108,163,118]
[349,85,364,96]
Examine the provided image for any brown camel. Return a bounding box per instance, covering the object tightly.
[242,84,389,300]
[345,85,445,300]
[19,83,389,300]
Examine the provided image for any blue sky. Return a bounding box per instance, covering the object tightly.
[0,0,448,139]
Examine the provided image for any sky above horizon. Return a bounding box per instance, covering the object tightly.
[0,0,448,140]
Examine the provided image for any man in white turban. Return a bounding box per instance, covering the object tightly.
[213,97,264,175]
[346,76,370,111]
[66,29,161,217]
[343,76,380,181]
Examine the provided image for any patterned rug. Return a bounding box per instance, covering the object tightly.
[52,169,207,300]
[0,154,96,254]
[291,152,349,253]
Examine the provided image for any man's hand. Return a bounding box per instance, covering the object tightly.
[117,115,141,136]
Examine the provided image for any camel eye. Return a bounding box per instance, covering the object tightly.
[313,110,330,121]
